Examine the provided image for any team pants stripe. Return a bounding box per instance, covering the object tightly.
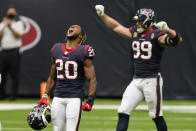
[75,100,82,131]
[156,75,161,117]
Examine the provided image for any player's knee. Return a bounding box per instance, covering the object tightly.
[118,106,131,115]
[67,110,81,120]
[149,110,163,119]
[149,111,156,118]
[67,113,77,119]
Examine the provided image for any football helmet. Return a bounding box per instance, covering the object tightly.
[27,105,51,130]
[133,8,156,33]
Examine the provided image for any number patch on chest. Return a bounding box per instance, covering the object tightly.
[132,41,152,59]
[56,59,78,79]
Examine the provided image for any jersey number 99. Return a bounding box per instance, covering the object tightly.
[132,41,152,59]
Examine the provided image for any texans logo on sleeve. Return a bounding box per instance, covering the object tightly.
[19,16,41,52]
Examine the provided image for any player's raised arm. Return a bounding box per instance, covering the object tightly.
[155,21,183,47]
[82,58,97,111]
[37,58,56,106]
[95,5,132,40]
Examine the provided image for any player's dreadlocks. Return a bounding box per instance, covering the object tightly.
[80,27,86,45]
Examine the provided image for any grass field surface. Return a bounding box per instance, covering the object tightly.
[0,98,196,105]
[0,99,196,131]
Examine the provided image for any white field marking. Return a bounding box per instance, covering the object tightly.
[2,128,196,131]
[2,128,33,131]
[93,105,196,113]
[0,104,35,110]
[0,104,196,113]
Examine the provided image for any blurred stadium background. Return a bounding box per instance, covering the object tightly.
[0,0,195,99]
[0,0,196,130]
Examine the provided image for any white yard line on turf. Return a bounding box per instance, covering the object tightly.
[0,104,35,110]
[0,104,196,113]
[2,128,196,131]
[94,105,196,113]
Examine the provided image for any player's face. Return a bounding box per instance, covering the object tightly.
[66,25,82,40]
[135,20,146,33]
[136,20,143,29]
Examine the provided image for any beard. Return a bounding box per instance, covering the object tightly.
[137,27,145,34]
[66,34,80,41]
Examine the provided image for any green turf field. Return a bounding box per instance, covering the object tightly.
[0,99,196,131]
[0,98,196,105]
[0,109,196,131]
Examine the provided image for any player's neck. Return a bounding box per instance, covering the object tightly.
[145,27,153,33]
[66,40,80,49]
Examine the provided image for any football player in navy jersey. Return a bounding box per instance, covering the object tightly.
[37,25,97,131]
[95,5,182,131]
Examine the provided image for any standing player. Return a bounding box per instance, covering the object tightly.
[95,5,182,131]
[37,25,97,131]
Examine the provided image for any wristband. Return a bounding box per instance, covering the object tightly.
[43,94,48,99]
[171,32,180,43]
[87,95,95,106]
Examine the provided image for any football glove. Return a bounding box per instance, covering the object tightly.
[95,5,104,16]
[82,95,95,111]
[154,21,169,33]
[82,102,92,111]
[37,94,48,107]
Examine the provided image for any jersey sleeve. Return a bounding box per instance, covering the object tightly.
[129,26,136,36]
[84,45,95,59]
[129,26,133,32]
[157,30,165,37]
[50,43,57,58]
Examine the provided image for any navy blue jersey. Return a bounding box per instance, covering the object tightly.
[130,25,165,78]
[51,43,95,98]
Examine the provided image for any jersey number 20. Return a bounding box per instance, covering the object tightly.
[132,41,152,59]
[56,59,78,79]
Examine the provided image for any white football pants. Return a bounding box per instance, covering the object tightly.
[51,97,82,131]
[118,74,163,118]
